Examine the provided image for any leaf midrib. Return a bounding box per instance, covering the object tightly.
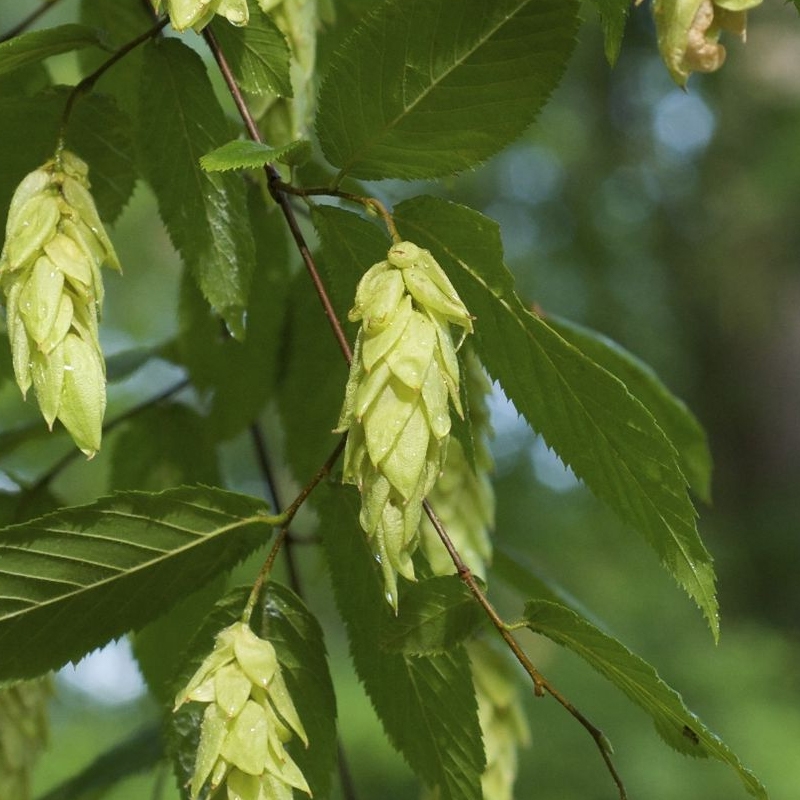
[336,0,534,180]
[0,508,266,625]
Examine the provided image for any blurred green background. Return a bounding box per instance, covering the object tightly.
[2,1,799,799]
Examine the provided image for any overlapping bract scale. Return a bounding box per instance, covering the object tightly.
[420,349,495,580]
[174,621,310,800]
[336,241,472,608]
[0,151,120,457]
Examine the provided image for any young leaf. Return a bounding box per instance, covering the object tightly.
[209,0,292,97]
[0,24,107,79]
[393,195,719,639]
[316,0,579,180]
[523,600,768,800]
[261,583,337,799]
[586,0,631,64]
[137,38,256,339]
[546,315,713,503]
[199,138,311,172]
[317,484,485,800]
[0,486,274,682]
[380,575,483,656]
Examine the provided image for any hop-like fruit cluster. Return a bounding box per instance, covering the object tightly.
[420,348,495,579]
[153,0,249,32]
[649,0,762,85]
[174,621,310,800]
[336,241,473,608]
[0,151,120,457]
[0,678,52,800]
[468,640,530,800]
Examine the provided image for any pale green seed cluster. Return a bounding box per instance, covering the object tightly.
[152,0,249,31]
[337,241,473,608]
[420,349,494,579]
[468,640,530,800]
[0,151,120,457]
[0,678,52,800]
[174,622,310,800]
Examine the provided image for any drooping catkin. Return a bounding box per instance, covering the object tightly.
[174,621,310,800]
[0,151,120,457]
[336,241,473,608]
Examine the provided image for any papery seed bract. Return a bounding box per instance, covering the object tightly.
[57,333,106,457]
[231,623,278,689]
[191,703,230,798]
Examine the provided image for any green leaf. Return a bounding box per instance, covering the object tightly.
[546,315,713,503]
[79,0,154,115]
[311,204,390,322]
[175,194,290,439]
[0,486,273,682]
[199,138,311,172]
[133,575,229,704]
[393,195,719,639]
[586,0,630,64]
[316,0,579,180]
[65,92,138,224]
[318,484,484,800]
[35,725,163,800]
[137,38,256,339]
[209,0,292,97]
[380,575,483,656]
[0,24,107,78]
[0,91,64,227]
[275,269,349,483]
[523,600,768,800]
[110,405,221,491]
[261,583,337,799]
[0,88,135,226]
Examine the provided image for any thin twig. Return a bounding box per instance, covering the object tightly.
[57,16,169,143]
[246,426,360,800]
[275,181,401,243]
[29,376,191,492]
[423,499,628,800]
[0,0,62,43]
[203,26,353,365]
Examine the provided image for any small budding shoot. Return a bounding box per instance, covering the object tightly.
[174,621,310,800]
[336,241,473,609]
[647,0,763,85]
[0,151,120,457]
[420,348,495,580]
[152,0,249,32]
